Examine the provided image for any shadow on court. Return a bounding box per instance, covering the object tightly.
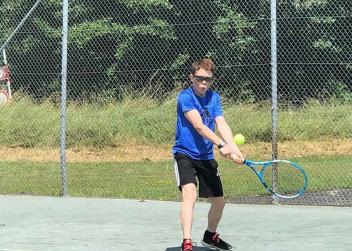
[166,247,213,251]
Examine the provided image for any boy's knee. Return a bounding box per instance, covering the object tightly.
[182,183,197,197]
[210,197,225,208]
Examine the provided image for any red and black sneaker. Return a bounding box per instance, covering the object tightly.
[201,230,233,250]
[181,239,193,251]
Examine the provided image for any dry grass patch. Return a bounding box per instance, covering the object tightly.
[0,138,351,163]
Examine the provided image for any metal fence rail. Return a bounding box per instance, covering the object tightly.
[0,0,351,206]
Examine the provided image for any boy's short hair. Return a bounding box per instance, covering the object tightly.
[191,58,215,75]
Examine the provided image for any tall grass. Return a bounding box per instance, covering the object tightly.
[0,95,351,148]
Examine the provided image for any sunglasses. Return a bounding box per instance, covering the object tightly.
[194,75,214,83]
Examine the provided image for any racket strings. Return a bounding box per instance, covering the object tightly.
[263,162,305,196]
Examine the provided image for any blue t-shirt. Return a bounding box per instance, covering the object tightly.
[172,86,223,160]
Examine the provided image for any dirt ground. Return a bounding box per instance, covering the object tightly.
[0,138,351,162]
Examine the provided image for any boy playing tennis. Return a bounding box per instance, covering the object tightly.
[172,58,244,251]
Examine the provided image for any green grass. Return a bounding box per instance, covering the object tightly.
[1,96,351,200]
[0,96,351,147]
[1,155,351,200]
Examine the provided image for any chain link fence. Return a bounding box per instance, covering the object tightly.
[0,0,351,206]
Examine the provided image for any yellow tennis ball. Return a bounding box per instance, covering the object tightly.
[234,134,245,145]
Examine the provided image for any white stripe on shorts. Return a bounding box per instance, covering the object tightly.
[173,159,180,187]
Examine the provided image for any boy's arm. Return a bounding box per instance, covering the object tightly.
[184,109,223,146]
[215,116,244,164]
[184,110,235,157]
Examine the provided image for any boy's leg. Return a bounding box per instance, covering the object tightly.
[202,196,233,250]
[195,159,225,232]
[180,183,197,239]
[207,196,225,232]
[174,154,198,250]
[196,160,232,250]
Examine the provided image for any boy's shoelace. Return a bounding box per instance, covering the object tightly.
[212,233,221,243]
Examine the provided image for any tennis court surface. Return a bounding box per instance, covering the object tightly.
[1,195,351,251]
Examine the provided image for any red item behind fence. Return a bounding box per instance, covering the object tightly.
[0,65,11,81]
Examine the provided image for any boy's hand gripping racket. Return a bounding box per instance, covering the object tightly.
[243,159,308,199]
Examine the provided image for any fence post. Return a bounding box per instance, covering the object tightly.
[60,0,69,196]
[271,0,279,203]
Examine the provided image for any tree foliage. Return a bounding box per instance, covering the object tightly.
[0,0,350,103]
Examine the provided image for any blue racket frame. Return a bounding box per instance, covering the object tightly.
[243,159,308,199]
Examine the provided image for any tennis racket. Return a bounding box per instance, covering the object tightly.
[243,159,308,199]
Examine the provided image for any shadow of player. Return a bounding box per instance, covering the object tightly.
[165,246,213,251]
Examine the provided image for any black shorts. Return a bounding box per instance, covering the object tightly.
[173,153,224,198]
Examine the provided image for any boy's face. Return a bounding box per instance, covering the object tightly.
[190,68,214,97]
